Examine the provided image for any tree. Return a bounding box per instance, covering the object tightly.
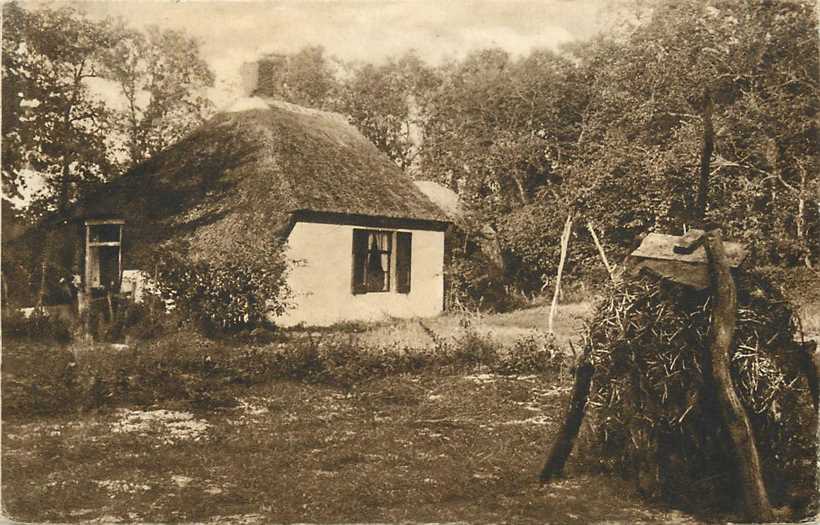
[420,48,588,290]
[560,0,818,267]
[422,48,585,208]
[340,52,440,171]
[104,25,215,164]
[2,2,116,220]
[1,2,29,202]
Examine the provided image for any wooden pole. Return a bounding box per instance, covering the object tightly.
[696,89,714,222]
[539,345,594,482]
[548,214,573,334]
[703,229,773,522]
[586,221,614,281]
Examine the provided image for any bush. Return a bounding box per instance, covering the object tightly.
[1,307,72,343]
[96,294,175,343]
[154,237,290,334]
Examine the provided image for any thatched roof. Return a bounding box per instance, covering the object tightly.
[413,180,462,219]
[76,98,447,261]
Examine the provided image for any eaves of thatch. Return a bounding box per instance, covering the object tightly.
[74,98,448,263]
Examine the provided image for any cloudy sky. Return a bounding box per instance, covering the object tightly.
[74,0,617,105]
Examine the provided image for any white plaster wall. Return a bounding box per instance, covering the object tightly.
[276,221,444,327]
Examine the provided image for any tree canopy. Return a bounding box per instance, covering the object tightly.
[1,2,214,221]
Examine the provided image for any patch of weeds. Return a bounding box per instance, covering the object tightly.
[494,334,567,376]
[451,329,500,371]
[2,340,79,416]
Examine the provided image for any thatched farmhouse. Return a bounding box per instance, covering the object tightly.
[69,98,449,326]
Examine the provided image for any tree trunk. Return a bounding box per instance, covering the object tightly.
[36,260,47,308]
[796,163,813,269]
[696,90,714,222]
[58,158,71,219]
[548,213,573,334]
[703,229,774,522]
[539,346,594,482]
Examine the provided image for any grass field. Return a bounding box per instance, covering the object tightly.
[2,372,701,524]
[7,283,815,524]
[356,302,592,351]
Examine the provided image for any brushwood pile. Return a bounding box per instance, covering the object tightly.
[580,269,817,516]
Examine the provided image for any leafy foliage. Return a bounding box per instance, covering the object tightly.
[154,238,290,333]
[1,2,117,218]
[339,52,440,171]
[2,2,215,222]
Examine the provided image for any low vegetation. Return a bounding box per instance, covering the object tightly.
[4,365,703,524]
[2,319,566,417]
[3,269,817,522]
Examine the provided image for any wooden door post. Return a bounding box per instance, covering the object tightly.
[703,229,773,522]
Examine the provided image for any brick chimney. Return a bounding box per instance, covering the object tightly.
[239,53,289,97]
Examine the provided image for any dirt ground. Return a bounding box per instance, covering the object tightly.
[2,373,703,524]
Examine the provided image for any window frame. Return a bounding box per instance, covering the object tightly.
[351,228,411,295]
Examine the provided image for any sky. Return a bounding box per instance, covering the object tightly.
[73,0,616,107]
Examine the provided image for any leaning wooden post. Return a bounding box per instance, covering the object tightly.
[586,221,614,282]
[703,228,774,522]
[548,213,573,334]
[539,344,594,482]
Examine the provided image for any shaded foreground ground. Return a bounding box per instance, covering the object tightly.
[2,373,701,524]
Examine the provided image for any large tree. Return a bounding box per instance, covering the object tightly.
[2,3,116,219]
[562,0,818,267]
[104,24,214,164]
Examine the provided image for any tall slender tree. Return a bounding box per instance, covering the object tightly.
[104,24,215,164]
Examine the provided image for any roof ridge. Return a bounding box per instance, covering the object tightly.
[259,98,351,127]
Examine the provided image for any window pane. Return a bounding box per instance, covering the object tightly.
[366,231,390,291]
[90,224,120,243]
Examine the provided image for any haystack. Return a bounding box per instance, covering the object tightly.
[580,268,817,515]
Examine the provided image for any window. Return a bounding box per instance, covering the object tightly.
[352,229,411,294]
[85,219,124,292]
